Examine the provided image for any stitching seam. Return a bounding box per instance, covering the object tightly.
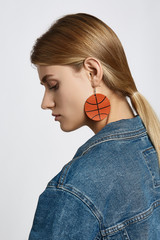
[81,131,146,156]
[51,184,104,229]
[58,160,73,186]
[57,129,146,186]
[101,200,160,236]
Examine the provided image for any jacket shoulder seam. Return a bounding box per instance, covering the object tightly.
[56,128,147,186]
[81,128,146,156]
[49,183,105,230]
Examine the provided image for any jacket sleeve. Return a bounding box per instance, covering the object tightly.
[28,186,100,240]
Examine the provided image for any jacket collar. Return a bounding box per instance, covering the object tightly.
[73,115,146,158]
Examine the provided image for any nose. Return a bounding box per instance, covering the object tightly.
[41,91,55,110]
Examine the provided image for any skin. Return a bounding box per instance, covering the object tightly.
[37,57,135,134]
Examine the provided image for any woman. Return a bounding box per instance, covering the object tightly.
[28,13,160,240]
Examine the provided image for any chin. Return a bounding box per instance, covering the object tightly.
[60,122,83,132]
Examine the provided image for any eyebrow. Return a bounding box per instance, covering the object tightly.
[40,74,54,84]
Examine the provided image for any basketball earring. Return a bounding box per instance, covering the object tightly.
[84,88,111,121]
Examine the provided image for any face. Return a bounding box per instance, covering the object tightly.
[37,65,94,132]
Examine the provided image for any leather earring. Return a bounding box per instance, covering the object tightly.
[84,88,111,121]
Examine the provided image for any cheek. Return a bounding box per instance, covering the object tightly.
[60,90,85,111]
[57,81,93,119]
[68,94,86,116]
[59,93,87,124]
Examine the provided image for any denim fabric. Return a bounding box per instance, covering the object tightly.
[28,115,160,240]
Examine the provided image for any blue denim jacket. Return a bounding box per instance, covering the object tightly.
[29,115,160,240]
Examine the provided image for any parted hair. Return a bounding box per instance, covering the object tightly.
[30,13,160,164]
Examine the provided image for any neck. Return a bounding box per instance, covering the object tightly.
[87,94,135,134]
[107,95,135,124]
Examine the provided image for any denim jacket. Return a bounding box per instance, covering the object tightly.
[28,115,160,240]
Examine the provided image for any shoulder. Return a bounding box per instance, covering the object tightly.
[47,138,127,206]
[47,128,153,208]
[48,132,144,189]
[48,140,110,188]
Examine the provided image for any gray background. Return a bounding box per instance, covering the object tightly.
[0,0,160,239]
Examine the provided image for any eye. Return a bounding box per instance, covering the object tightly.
[49,84,59,90]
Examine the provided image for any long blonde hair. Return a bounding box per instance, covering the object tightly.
[30,13,160,164]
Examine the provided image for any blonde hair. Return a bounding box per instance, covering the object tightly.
[30,13,160,164]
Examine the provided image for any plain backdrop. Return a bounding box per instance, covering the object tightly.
[0,0,160,239]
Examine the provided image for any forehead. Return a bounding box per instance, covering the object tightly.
[37,65,60,78]
[37,64,83,83]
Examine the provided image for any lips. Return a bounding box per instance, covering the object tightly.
[52,113,61,121]
[52,113,61,117]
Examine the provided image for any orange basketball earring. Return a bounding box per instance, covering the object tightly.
[84,88,111,121]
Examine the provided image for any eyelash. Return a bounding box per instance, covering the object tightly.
[49,84,59,90]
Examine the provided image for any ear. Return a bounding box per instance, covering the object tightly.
[83,57,103,88]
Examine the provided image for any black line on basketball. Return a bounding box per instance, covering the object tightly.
[86,96,106,105]
[92,113,108,120]
[94,94,101,120]
[86,105,110,113]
